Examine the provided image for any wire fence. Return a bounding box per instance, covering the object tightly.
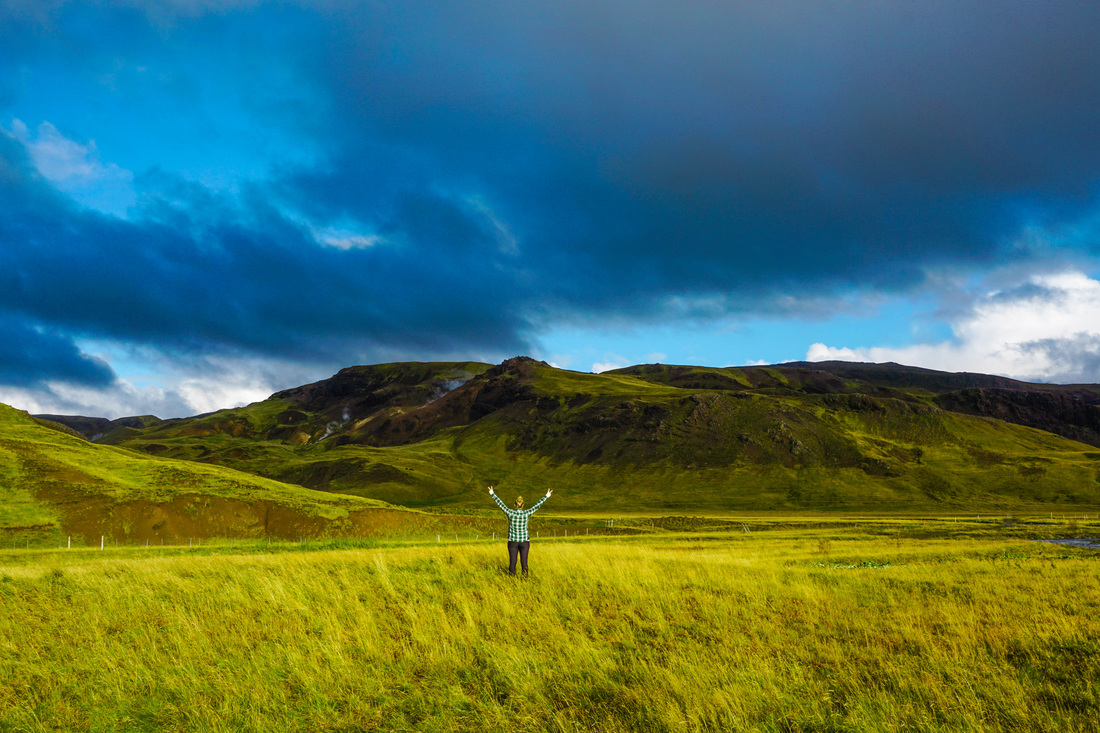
[0,524,637,554]
[3,513,1098,554]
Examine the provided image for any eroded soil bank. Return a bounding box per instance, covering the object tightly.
[30,484,497,544]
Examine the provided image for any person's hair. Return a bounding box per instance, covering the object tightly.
[513,496,524,509]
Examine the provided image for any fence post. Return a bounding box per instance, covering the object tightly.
[101,536,104,550]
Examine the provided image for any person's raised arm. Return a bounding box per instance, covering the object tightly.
[489,485,510,513]
[527,489,552,514]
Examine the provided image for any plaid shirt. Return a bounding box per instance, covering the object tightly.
[491,493,548,542]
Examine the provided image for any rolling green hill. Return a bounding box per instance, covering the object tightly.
[0,403,461,545]
[50,357,1100,513]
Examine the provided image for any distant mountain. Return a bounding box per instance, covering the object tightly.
[65,357,1100,512]
[34,414,165,442]
[777,361,1100,446]
[785,360,1100,400]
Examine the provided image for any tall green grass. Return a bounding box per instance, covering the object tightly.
[1,526,1097,732]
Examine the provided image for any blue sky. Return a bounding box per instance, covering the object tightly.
[2,0,1100,418]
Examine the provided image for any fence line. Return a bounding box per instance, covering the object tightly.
[3,525,621,553]
[7,514,1096,553]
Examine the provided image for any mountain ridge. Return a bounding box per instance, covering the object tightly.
[30,357,1099,512]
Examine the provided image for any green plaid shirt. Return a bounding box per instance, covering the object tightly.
[491,493,548,542]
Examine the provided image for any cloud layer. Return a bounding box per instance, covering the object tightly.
[809,271,1100,382]
[3,1,1100,414]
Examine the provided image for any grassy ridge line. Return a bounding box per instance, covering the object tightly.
[0,403,437,543]
[1,529,1097,731]
[1,403,374,503]
[104,360,1100,511]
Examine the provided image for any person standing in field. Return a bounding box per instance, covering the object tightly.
[488,485,552,576]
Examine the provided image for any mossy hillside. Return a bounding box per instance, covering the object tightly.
[0,403,427,544]
[443,400,1100,511]
[104,361,1100,512]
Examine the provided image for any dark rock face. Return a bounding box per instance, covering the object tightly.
[274,364,442,416]
[340,357,541,447]
[782,361,1039,393]
[934,388,1100,448]
[271,361,490,439]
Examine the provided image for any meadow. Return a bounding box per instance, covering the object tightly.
[0,519,1097,732]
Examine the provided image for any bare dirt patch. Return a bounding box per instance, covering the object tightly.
[29,481,498,544]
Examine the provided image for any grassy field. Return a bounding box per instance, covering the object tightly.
[1,521,1097,732]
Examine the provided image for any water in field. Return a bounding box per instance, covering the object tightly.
[1037,537,1100,549]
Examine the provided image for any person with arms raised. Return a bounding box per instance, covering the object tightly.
[488,486,552,576]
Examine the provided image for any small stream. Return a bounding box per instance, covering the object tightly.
[1036,538,1100,549]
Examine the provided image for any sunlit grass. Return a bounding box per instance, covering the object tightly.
[1,525,1097,732]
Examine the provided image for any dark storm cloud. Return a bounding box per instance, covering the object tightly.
[0,315,115,388]
[295,0,1100,309]
[4,0,1100,390]
[0,132,531,388]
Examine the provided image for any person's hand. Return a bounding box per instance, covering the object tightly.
[488,486,495,495]
[546,489,553,497]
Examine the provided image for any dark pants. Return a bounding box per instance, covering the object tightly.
[507,541,530,575]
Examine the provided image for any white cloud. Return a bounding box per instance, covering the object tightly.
[0,341,321,419]
[591,358,630,373]
[0,386,52,417]
[175,374,272,415]
[311,225,384,250]
[9,120,128,184]
[36,380,190,419]
[807,270,1100,382]
[5,119,135,216]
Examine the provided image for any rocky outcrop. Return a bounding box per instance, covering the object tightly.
[934,388,1100,448]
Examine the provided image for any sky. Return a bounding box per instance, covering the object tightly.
[2,0,1100,419]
